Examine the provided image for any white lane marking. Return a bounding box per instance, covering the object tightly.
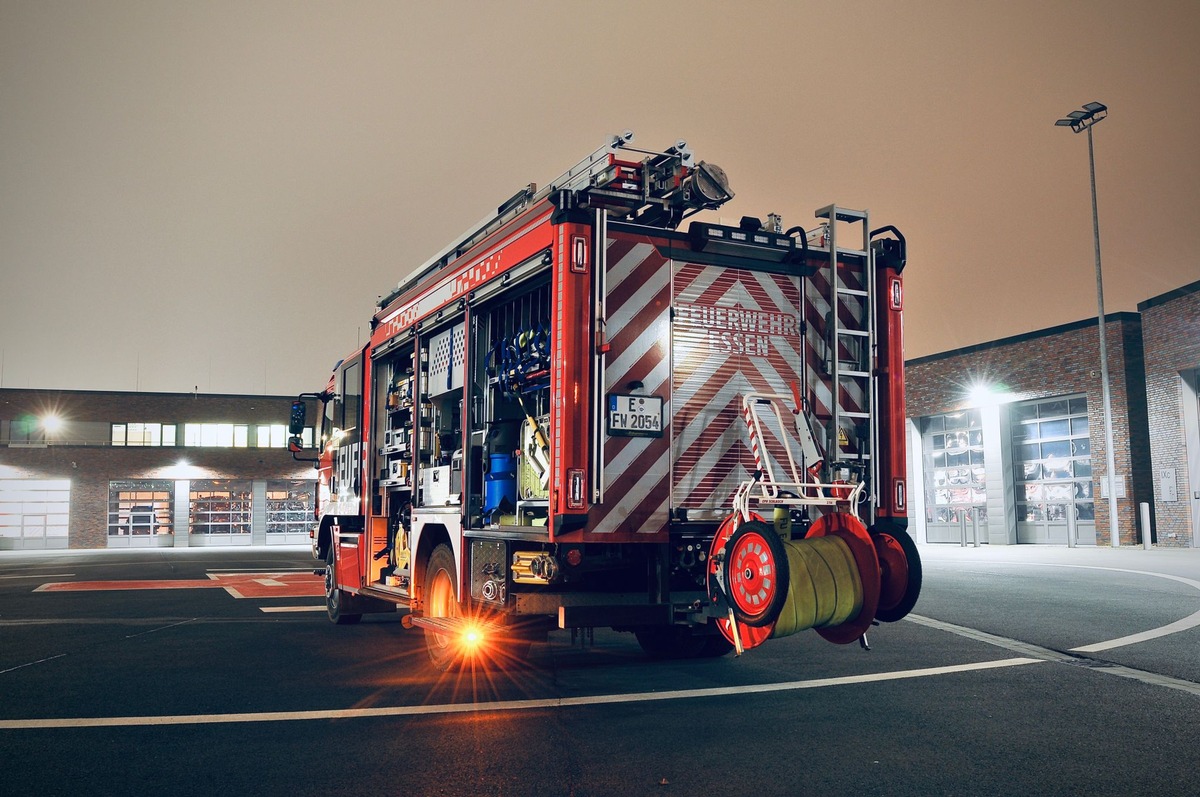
[1072,609,1200,653]
[906,615,1077,663]
[259,606,324,613]
[908,614,1200,698]
[931,560,1200,653]
[0,653,67,676]
[0,657,1041,729]
[0,573,74,580]
[123,619,196,639]
[206,569,317,574]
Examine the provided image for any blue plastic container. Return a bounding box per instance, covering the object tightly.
[484,452,517,515]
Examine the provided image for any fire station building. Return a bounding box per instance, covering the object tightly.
[0,389,317,550]
[3,280,1197,552]
[905,278,1200,549]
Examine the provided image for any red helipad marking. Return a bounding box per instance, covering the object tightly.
[35,572,324,599]
[212,573,323,599]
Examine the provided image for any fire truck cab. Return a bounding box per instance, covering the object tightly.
[290,132,920,669]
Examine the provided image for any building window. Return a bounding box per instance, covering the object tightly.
[253,424,312,448]
[189,480,252,535]
[111,423,177,447]
[266,480,316,535]
[921,408,988,520]
[257,424,285,448]
[7,418,45,446]
[108,481,173,536]
[920,410,987,541]
[0,479,70,543]
[181,423,296,448]
[1012,396,1093,543]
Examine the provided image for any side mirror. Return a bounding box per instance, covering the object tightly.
[288,401,307,435]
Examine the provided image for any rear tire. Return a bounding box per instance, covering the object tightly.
[697,632,734,658]
[423,544,462,671]
[634,626,707,659]
[874,527,922,623]
[325,546,362,625]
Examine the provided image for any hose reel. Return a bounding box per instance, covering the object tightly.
[709,510,916,651]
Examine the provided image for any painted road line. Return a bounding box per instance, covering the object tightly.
[260,606,325,613]
[932,561,1200,654]
[0,573,74,580]
[1072,608,1200,653]
[207,568,317,573]
[123,619,196,639]
[0,657,1041,729]
[0,653,67,677]
[34,572,323,600]
[908,614,1200,698]
[35,579,221,592]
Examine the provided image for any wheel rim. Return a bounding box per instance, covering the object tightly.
[728,529,778,620]
[427,566,458,651]
[873,533,909,613]
[324,562,337,611]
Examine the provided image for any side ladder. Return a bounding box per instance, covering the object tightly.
[813,205,877,513]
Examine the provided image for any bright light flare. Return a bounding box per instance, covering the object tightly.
[965,380,1012,408]
[460,625,486,654]
[41,414,64,433]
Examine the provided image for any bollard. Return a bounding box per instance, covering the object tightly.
[1140,502,1152,550]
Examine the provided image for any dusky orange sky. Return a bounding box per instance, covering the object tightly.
[2,0,1197,395]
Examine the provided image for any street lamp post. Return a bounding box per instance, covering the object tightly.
[1056,102,1121,548]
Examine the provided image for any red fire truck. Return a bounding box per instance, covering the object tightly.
[289,132,920,669]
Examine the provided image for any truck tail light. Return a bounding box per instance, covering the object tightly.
[567,469,586,509]
[571,235,588,273]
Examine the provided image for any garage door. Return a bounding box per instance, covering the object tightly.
[0,479,71,550]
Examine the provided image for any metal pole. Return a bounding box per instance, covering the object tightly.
[1087,125,1121,548]
[1139,502,1152,550]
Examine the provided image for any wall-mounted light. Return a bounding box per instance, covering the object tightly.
[41,414,64,434]
[965,380,1012,409]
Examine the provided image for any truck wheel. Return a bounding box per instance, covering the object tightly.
[697,631,734,658]
[325,546,361,625]
[423,543,462,671]
[634,626,707,659]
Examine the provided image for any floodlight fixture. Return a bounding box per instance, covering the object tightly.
[1056,101,1107,133]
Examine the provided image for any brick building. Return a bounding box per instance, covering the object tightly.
[0,388,317,550]
[1138,279,1200,547]
[905,279,1198,548]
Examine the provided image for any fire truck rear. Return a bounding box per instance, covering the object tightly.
[289,132,921,669]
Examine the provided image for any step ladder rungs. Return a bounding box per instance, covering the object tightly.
[837,287,869,297]
[837,328,870,338]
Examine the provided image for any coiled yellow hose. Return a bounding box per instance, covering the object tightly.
[770,535,864,638]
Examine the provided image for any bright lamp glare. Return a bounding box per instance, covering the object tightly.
[967,383,996,407]
[41,414,64,433]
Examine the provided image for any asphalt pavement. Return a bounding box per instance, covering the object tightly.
[1,543,1197,796]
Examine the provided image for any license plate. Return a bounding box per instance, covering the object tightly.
[607,394,663,438]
